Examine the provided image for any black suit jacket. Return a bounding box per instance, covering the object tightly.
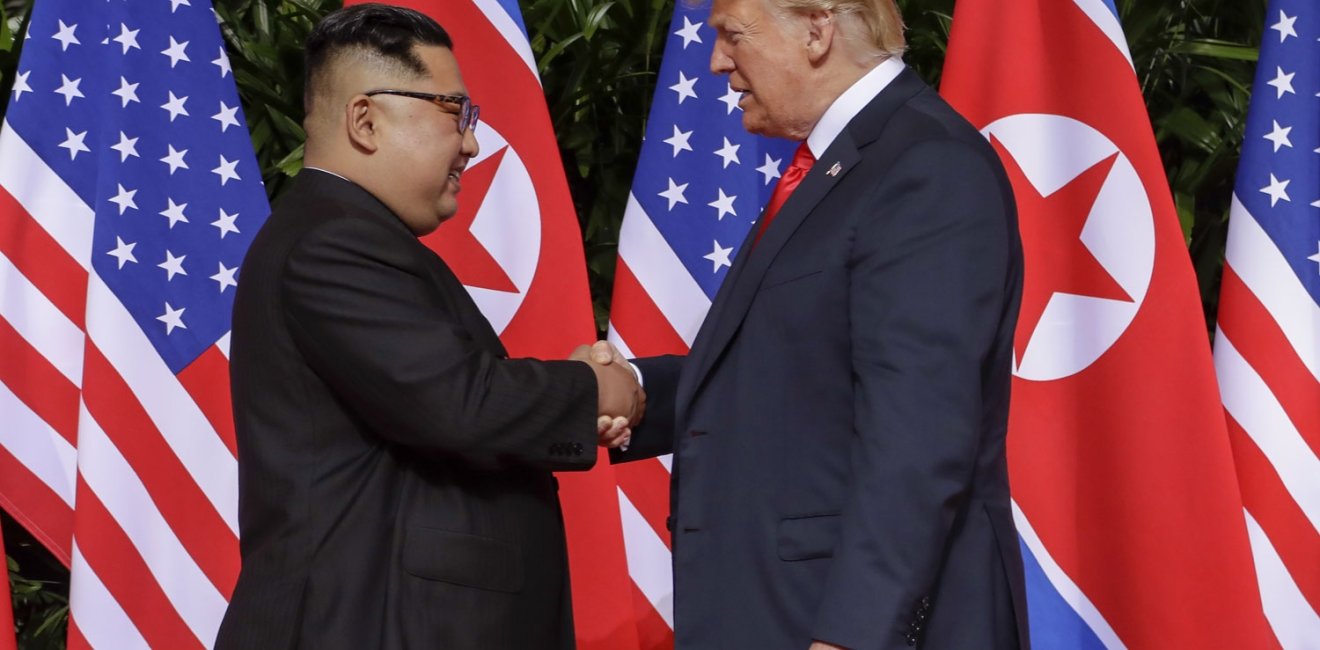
[617,68,1029,649]
[216,170,599,650]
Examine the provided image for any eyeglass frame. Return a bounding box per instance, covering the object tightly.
[364,89,481,134]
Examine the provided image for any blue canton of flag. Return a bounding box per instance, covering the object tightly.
[1236,0,1320,298]
[7,0,268,373]
[629,4,796,297]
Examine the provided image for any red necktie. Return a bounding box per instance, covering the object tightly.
[754,142,815,246]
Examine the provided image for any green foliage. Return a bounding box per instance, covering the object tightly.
[215,0,342,198]
[1120,0,1264,330]
[523,0,672,328]
[4,513,67,650]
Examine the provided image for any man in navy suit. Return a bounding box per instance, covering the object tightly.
[598,0,1028,647]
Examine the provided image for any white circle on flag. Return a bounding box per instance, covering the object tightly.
[983,113,1155,381]
[462,125,541,334]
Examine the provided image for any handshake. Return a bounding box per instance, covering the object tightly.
[570,341,643,450]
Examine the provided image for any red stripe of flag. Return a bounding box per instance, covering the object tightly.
[65,619,90,650]
[82,343,240,595]
[611,259,690,357]
[631,582,675,650]
[176,345,238,458]
[0,187,87,329]
[0,318,79,444]
[615,459,672,550]
[0,445,72,564]
[72,480,206,650]
[1226,414,1320,613]
[1218,266,1320,456]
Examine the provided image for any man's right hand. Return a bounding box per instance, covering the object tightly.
[570,342,645,447]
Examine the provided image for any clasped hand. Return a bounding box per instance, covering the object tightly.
[569,341,643,450]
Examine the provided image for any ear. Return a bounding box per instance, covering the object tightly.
[804,10,836,64]
[344,95,379,153]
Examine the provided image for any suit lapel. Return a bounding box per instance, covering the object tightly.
[675,68,930,416]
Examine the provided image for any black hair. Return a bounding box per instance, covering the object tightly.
[304,4,453,108]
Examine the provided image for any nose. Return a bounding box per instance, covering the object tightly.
[710,40,734,75]
[461,127,479,159]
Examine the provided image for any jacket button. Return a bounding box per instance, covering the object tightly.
[573,442,584,454]
[665,516,674,531]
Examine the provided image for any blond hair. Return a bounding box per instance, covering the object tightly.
[777,0,905,57]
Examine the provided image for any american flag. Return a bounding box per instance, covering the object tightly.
[1214,0,1320,644]
[606,3,794,646]
[0,0,268,647]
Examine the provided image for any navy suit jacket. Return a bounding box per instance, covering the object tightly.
[616,68,1029,649]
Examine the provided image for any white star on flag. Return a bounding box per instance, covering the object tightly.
[660,177,690,210]
[158,250,188,281]
[107,236,138,269]
[212,102,241,132]
[719,84,742,115]
[58,128,89,160]
[664,125,694,157]
[1267,66,1296,98]
[674,17,703,48]
[212,155,241,185]
[110,131,140,161]
[714,137,741,168]
[161,91,190,121]
[212,208,240,238]
[211,262,238,292]
[1260,173,1291,206]
[703,240,734,271]
[670,71,698,104]
[160,145,189,174]
[109,183,138,214]
[10,70,31,100]
[708,188,737,220]
[170,0,192,12]
[113,23,141,54]
[112,76,140,107]
[161,36,191,67]
[159,198,190,228]
[51,20,79,51]
[1263,120,1293,152]
[1308,243,1320,273]
[212,46,231,77]
[156,302,187,334]
[757,154,783,185]
[53,74,83,105]
[1270,10,1298,42]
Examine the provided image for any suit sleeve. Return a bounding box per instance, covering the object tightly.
[280,215,598,472]
[609,354,683,463]
[812,139,1016,648]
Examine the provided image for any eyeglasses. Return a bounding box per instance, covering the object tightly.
[364,90,481,133]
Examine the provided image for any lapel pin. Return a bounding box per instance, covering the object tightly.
[826,162,842,177]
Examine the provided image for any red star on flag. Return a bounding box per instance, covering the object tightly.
[992,136,1133,362]
[423,146,518,293]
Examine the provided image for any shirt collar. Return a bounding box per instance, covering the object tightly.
[806,57,906,158]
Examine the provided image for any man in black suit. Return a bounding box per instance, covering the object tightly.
[215,5,640,649]
[597,0,1028,647]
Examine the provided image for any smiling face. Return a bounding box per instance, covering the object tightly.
[367,45,480,235]
[709,0,819,140]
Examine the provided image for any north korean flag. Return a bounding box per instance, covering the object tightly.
[941,1,1276,647]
